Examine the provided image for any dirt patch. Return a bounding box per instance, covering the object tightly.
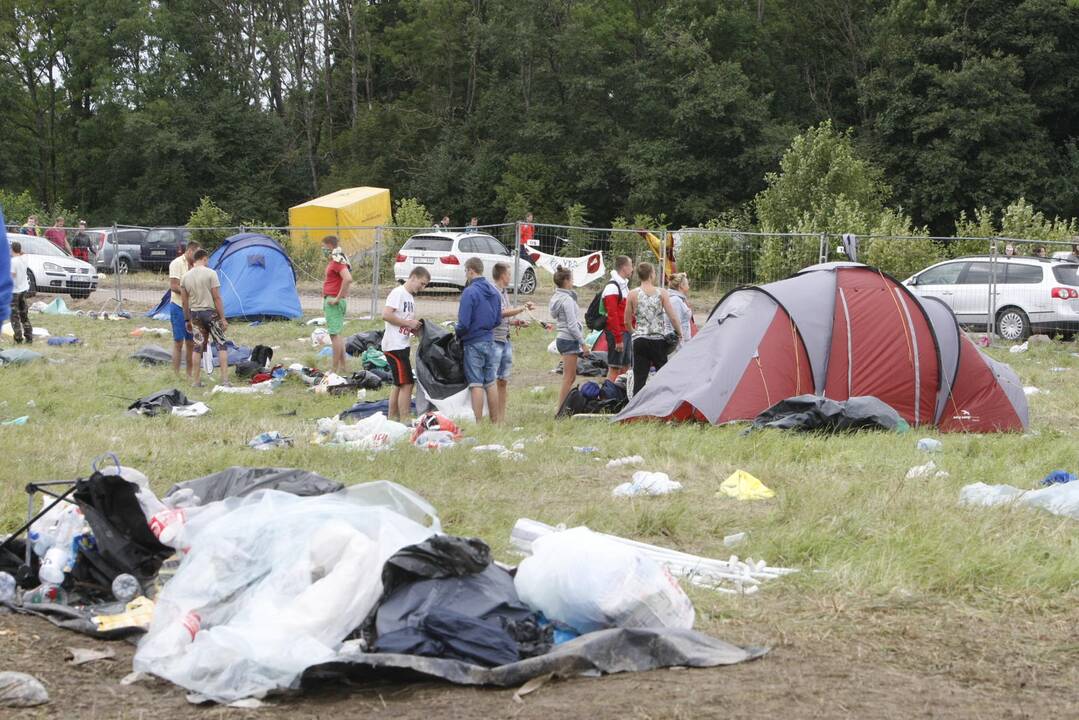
[2,606,1075,719]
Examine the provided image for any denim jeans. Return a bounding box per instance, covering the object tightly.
[463,340,498,387]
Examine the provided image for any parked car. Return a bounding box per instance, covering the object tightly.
[93,226,189,273]
[903,255,1079,341]
[393,231,537,294]
[7,232,99,299]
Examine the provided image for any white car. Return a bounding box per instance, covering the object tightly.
[7,232,99,299]
[903,255,1079,341]
[393,231,537,294]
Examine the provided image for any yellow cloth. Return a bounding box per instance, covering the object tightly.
[719,470,775,500]
[92,596,155,632]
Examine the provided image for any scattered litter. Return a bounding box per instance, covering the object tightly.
[306,317,327,326]
[1028,334,1051,345]
[128,388,191,416]
[916,438,942,452]
[500,450,526,461]
[512,519,796,596]
[0,348,44,366]
[46,335,81,346]
[312,372,348,394]
[513,426,524,431]
[130,326,170,337]
[906,460,949,479]
[1,323,49,338]
[317,346,333,357]
[67,647,116,666]
[473,444,508,453]
[723,532,748,548]
[512,673,554,704]
[1023,386,1045,396]
[314,412,410,451]
[530,386,546,394]
[249,431,294,451]
[612,471,683,497]
[311,328,331,346]
[573,446,600,454]
[960,481,1079,520]
[41,296,75,315]
[0,672,49,707]
[511,441,526,451]
[1050,367,1067,372]
[1,416,29,426]
[719,470,775,500]
[514,527,695,633]
[26,400,35,407]
[606,455,644,469]
[119,671,146,686]
[211,380,276,395]
[171,402,210,418]
[1041,470,1076,486]
[1009,342,1028,353]
[92,597,157,633]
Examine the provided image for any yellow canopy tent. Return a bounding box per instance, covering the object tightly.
[288,187,392,252]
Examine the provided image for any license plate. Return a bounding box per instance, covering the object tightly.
[151,250,165,256]
[414,258,434,264]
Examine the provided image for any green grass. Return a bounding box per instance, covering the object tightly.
[2,309,1078,647]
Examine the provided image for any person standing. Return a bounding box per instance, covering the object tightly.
[168,241,199,378]
[666,272,693,348]
[624,262,681,396]
[519,212,536,249]
[181,249,230,387]
[1,207,14,333]
[456,257,502,422]
[19,215,41,237]
[439,215,451,229]
[44,217,70,254]
[467,217,479,229]
[321,236,353,375]
[70,220,92,262]
[381,266,430,422]
[491,262,534,423]
[8,241,31,343]
[602,255,633,381]
[549,267,585,408]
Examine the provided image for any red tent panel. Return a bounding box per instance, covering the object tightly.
[938,336,1024,432]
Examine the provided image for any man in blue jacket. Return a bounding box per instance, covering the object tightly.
[456,257,503,422]
[0,205,12,329]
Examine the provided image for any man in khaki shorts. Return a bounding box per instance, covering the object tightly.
[181,249,230,387]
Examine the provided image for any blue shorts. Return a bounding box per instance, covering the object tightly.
[463,341,498,388]
[556,338,582,356]
[495,340,513,381]
[170,303,193,342]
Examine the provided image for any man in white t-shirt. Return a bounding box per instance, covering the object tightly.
[381,266,431,421]
[168,241,199,378]
[8,241,33,344]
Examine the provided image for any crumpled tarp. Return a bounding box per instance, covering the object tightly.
[346,330,384,357]
[750,395,903,432]
[127,389,191,417]
[130,345,172,365]
[163,466,344,506]
[309,628,766,687]
[0,348,44,366]
[557,353,608,377]
[211,341,251,368]
[960,480,1079,520]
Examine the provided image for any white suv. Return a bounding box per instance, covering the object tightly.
[393,231,537,294]
[6,232,99,299]
[904,256,1079,341]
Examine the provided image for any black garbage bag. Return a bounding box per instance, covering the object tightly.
[375,609,521,667]
[70,471,173,593]
[415,320,466,400]
[380,535,491,597]
[126,388,190,417]
[346,330,384,356]
[750,394,903,433]
[163,467,343,505]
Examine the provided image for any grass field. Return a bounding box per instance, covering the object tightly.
[1,303,1077,717]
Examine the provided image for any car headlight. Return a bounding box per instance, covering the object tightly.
[43,262,63,272]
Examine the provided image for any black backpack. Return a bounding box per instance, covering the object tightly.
[251,344,274,368]
[585,281,621,331]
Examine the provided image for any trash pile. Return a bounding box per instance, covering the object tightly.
[0,464,768,705]
[960,473,1078,520]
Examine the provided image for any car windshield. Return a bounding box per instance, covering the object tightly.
[9,234,68,258]
[403,235,453,252]
[145,229,175,243]
[1052,264,1079,287]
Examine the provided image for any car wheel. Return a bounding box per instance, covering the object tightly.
[518,268,537,295]
[117,257,130,274]
[996,307,1030,342]
[26,270,37,297]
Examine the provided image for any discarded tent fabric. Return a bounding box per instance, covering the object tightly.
[133,483,440,704]
[960,481,1079,520]
[345,330,384,356]
[208,233,303,320]
[130,345,172,365]
[0,348,44,366]
[616,262,1028,432]
[127,389,191,417]
[164,467,344,505]
[210,341,251,368]
[749,395,904,433]
[340,399,416,422]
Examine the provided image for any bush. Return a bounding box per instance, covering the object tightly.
[382,197,433,276]
[677,223,756,288]
[187,197,234,253]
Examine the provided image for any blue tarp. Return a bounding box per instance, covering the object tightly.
[210,234,302,320]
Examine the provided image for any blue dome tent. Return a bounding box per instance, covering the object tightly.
[208,233,302,320]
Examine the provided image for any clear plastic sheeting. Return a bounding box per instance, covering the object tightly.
[960,481,1079,520]
[133,483,439,703]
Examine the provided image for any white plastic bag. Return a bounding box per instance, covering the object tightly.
[960,481,1079,520]
[612,471,683,497]
[314,412,409,451]
[514,526,695,634]
[133,484,438,703]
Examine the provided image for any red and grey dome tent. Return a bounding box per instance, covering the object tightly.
[615,263,1028,432]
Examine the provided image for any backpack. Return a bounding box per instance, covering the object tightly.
[585,281,622,331]
[250,344,274,368]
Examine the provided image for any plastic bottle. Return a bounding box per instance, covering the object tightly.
[112,574,141,602]
[573,446,600,454]
[23,583,67,605]
[916,438,942,452]
[0,571,16,603]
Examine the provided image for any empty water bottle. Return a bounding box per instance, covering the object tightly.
[112,573,141,602]
[0,571,16,603]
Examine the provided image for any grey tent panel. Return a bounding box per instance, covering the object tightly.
[980,352,1029,430]
[756,270,837,393]
[918,296,960,424]
[164,467,343,505]
[616,291,778,423]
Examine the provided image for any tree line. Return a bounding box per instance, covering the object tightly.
[1,0,1077,236]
